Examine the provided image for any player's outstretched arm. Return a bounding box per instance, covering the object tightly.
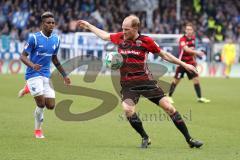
[77,20,110,41]
[20,51,41,71]
[159,50,198,74]
[52,55,71,85]
[183,46,204,57]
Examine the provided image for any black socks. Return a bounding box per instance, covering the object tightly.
[194,83,201,98]
[170,111,191,142]
[128,111,192,142]
[127,113,149,139]
[169,82,177,97]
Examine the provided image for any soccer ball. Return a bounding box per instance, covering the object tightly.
[105,52,123,70]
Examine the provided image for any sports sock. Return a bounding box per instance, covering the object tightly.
[127,113,149,139]
[169,82,176,97]
[194,83,201,98]
[170,111,191,142]
[34,106,44,130]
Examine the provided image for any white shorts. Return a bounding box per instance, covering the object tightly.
[27,76,55,98]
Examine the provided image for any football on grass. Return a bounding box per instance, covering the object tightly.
[105,52,123,70]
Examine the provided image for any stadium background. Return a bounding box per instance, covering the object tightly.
[0,0,240,160]
[1,0,240,77]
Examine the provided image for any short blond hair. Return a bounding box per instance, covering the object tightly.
[124,15,140,29]
[185,22,195,30]
[41,11,54,21]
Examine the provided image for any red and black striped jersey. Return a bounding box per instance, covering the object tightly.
[110,32,161,83]
[178,35,196,65]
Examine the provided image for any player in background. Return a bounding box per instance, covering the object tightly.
[167,23,210,104]
[20,11,71,138]
[221,38,236,78]
[77,15,203,148]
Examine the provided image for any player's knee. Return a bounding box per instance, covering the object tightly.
[37,104,45,108]
[45,104,55,110]
[165,106,176,115]
[36,101,45,108]
[122,99,135,117]
[159,98,176,115]
[192,77,199,83]
[122,105,135,117]
[162,106,175,115]
[124,109,135,117]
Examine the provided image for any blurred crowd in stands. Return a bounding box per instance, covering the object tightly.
[1,0,240,43]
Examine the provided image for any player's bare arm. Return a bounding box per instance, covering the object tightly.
[77,20,110,41]
[159,50,198,74]
[20,51,41,71]
[52,55,71,85]
[183,46,204,57]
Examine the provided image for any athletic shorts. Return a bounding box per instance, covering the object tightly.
[174,66,198,80]
[26,76,55,98]
[120,80,165,105]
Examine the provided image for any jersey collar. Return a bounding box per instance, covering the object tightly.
[184,34,195,40]
[40,31,52,39]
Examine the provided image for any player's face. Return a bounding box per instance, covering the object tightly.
[185,26,194,37]
[122,20,137,40]
[42,17,55,34]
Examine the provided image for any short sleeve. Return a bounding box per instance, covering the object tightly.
[53,36,60,55]
[179,37,186,48]
[110,32,123,45]
[24,34,36,55]
[146,38,161,54]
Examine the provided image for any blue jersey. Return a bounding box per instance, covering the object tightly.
[24,31,60,80]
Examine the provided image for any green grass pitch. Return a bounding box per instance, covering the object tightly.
[0,74,239,160]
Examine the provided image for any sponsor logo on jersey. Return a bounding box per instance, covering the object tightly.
[119,50,141,55]
[136,40,142,46]
[37,52,52,56]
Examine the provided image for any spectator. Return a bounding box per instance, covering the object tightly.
[1,0,240,42]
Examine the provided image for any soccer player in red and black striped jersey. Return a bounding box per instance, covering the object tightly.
[77,15,203,148]
[168,23,210,103]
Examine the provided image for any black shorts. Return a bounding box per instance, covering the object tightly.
[174,66,198,80]
[120,80,165,105]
